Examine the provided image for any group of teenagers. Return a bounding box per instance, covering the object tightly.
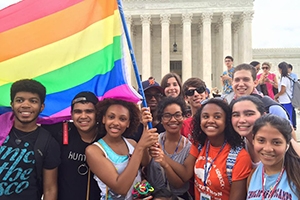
[0,61,299,200]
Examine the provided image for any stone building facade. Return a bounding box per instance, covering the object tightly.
[122,0,300,90]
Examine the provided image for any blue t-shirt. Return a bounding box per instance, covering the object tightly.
[247,163,297,199]
[222,67,235,94]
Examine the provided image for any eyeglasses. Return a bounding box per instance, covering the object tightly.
[162,112,183,121]
[185,87,206,96]
[145,93,163,100]
[262,67,269,70]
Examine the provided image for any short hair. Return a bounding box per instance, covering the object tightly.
[233,63,257,81]
[230,95,265,115]
[157,97,186,122]
[10,79,46,103]
[192,98,244,148]
[288,64,293,70]
[96,98,141,137]
[160,72,183,97]
[182,77,207,96]
[225,56,234,61]
[278,61,289,77]
[250,61,260,67]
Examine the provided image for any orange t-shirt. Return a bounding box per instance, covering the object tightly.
[190,141,252,200]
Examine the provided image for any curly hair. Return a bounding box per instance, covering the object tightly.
[192,98,244,148]
[10,79,46,104]
[157,97,187,122]
[96,98,141,138]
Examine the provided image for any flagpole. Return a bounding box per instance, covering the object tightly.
[117,0,152,129]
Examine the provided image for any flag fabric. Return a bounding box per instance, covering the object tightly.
[0,0,141,124]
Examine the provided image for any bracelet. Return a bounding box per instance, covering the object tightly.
[132,181,154,199]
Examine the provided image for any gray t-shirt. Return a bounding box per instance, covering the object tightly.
[147,132,191,196]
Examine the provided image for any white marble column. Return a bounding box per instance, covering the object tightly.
[242,11,254,63]
[141,14,151,80]
[124,14,134,85]
[201,12,213,89]
[232,22,240,65]
[182,13,193,82]
[160,14,171,78]
[222,12,233,71]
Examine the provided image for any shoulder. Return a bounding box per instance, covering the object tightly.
[126,138,137,147]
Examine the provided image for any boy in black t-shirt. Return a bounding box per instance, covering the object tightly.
[0,79,60,200]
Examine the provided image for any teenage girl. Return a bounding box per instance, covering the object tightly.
[86,98,158,199]
[150,98,252,199]
[247,114,300,199]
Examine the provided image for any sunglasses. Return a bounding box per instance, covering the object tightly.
[185,87,206,96]
[262,67,269,70]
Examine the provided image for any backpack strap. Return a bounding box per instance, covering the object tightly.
[34,127,52,198]
[226,146,242,185]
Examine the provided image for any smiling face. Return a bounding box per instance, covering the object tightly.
[185,86,207,110]
[164,77,181,97]
[232,70,257,98]
[200,103,226,145]
[11,91,44,128]
[161,103,183,135]
[102,104,130,138]
[231,100,262,137]
[72,102,97,135]
[253,124,287,172]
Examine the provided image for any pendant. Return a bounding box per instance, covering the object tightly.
[15,138,21,145]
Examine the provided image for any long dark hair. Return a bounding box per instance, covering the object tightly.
[192,98,244,148]
[253,114,300,197]
[278,61,289,77]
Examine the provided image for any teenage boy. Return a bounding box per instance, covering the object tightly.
[42,91,101,200]
[221,56,235,94]
[0,79,60,200]
[181,78,208,141]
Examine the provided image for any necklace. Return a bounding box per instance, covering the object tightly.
[161,134,182,159]
[261,167,285,200]
[12,128,37,145]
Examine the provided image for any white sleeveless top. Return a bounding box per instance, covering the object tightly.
[93,137,142,200]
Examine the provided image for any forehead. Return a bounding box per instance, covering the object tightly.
[14,91,40,100]
[164,103,181,112]
[232,100,258,112]
[202,103,225,114]
[255,125,285,140]
[107,104,129,115]
[233,70,253,80]
[167,77,178,83]
[72,102,95,110]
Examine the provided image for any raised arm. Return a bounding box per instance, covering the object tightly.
[86,132,158,196]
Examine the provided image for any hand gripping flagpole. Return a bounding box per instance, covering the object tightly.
[117,0,152,129]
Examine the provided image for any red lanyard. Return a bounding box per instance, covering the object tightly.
[261,166,285,200]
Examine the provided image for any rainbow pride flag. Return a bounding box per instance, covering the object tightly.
[0,0,141,123]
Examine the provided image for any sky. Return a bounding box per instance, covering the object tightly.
[1,0,299,49]
[252,0,300,48]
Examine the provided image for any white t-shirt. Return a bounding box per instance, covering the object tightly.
[278,76,292,104]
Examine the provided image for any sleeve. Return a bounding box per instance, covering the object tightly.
[269,105,289,120]
[190,144,199,158]
[232,149,252,182]
[43,136,61,169]
[256,73,261,80]
[280,76,289,87]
